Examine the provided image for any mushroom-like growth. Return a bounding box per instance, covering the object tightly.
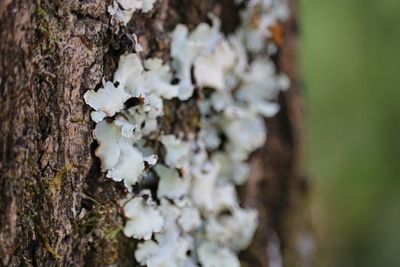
[123,191,164,240]
[144,58,180,99]
[197,242,240,267]
[160,135,190,168]
[108,0,158,25]
[93,121,121,171]
[222,112,267,161]
[194,40,236,90]
[107,142,145,189]
[113,53,145,97]
[177,205,201,232]
[134,200,194,266]
[205,208,258,250]
[155,164,190,200]
[84,81,130,117]
[170,15,221,100]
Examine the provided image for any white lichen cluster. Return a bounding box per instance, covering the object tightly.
[85,0,290,266]
[108,0,158,25]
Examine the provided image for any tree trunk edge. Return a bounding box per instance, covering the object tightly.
[0,0,312,266]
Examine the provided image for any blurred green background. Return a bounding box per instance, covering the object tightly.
[301,0,400,266]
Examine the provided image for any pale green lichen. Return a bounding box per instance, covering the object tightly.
[84,0,290,266]
[108,0,158,26]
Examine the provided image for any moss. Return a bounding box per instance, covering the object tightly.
[44,237,61,260]
[116,232,139,267]
[27,155,37,176]
[76,201,124,265]
[34,2,64,58]
[44,163,74,199]
[70,117,90,125]
[35,6,48,19]
[19,213,32,224]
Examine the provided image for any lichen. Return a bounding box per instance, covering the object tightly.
[122,190,164,239]
[108,0,159,26]
[84,0,290,266]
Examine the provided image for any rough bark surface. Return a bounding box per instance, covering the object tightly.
[0,0,311,266]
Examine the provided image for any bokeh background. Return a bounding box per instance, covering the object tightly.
[301,0,400,266]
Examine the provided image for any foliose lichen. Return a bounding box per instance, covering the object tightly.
[108,0,158,26]
[84,0,290,266]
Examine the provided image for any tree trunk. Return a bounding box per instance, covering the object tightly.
[0,0,311,266]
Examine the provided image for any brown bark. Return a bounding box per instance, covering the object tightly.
[240,2,313,266]
[0,0,311,266]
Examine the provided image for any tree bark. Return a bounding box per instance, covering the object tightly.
[0,0,311,266]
